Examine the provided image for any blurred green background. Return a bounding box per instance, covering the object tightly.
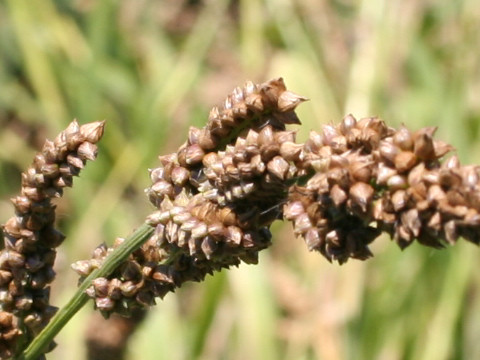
[1,0,480,359]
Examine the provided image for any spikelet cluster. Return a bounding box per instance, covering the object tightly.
[73,78,307,316]
[284,114,480,263]
[74,78,480,318]
[0,120,104,358]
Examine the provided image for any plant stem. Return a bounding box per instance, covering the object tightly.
[17,223,154,360]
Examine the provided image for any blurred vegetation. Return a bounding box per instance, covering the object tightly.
[1,0,480,359]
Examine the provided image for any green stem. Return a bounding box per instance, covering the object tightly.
[17,223,154,360]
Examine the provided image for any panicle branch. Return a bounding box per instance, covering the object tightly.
[73,78,480,322]
[0,120,105,358]
[72,78,308,317]
[284,115,479,264]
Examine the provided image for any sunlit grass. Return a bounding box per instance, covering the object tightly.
[1,0,479,359]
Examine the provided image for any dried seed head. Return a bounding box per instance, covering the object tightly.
[284,114,480,263]
[75,80,480,320]
[0,119,105,351]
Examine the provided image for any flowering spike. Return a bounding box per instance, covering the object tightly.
[0,120,105,355]
[71,78,480,324]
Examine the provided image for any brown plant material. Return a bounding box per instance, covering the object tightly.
[284,115,478,263]
[0,120,105,358]
[74,78,480,321]
[73,78,307,316]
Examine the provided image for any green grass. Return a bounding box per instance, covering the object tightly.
[1,0,480,359]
